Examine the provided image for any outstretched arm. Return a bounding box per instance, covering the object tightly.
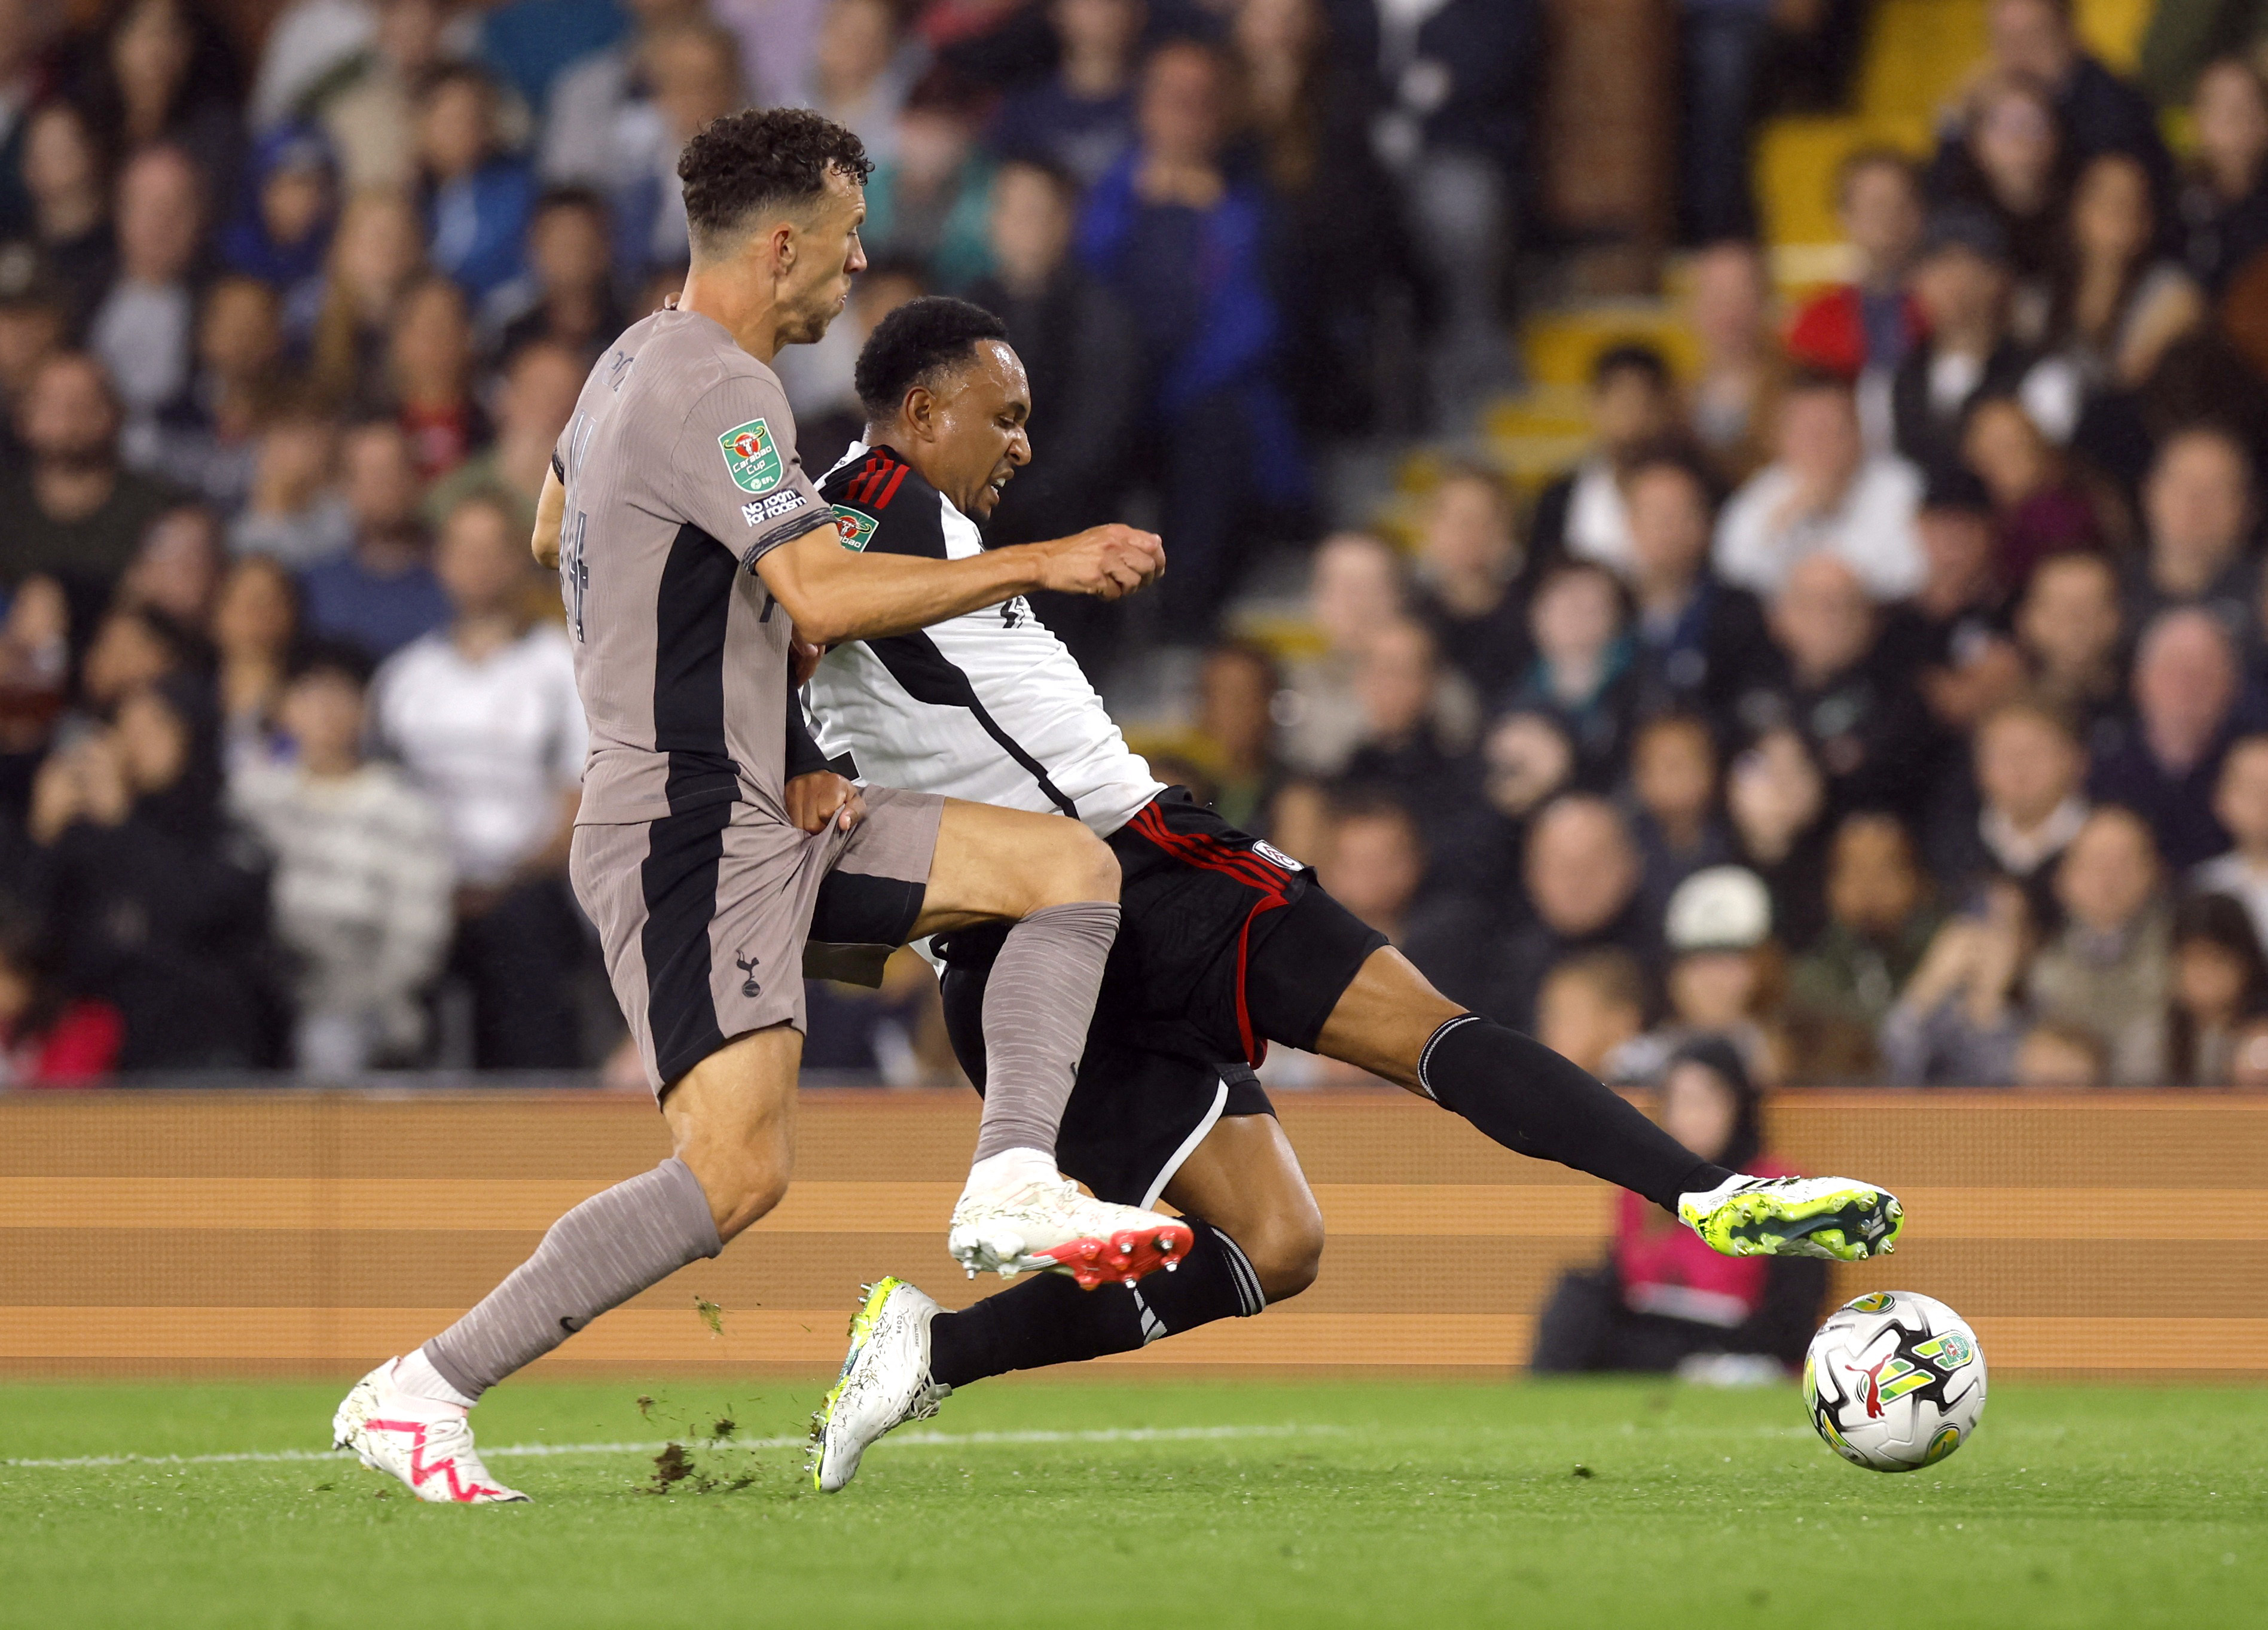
[753,521,1162,646]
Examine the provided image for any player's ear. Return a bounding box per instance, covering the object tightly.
[903,385,934,442]
[769,219,798,279]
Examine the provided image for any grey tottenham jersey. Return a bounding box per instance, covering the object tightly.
[555,306,832,826]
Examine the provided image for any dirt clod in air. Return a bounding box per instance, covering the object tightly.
[1571,1464,1594,1480]
[635,1394,657,1420]
[694,1296,725,1335]
[712,1417,736,1440]
[648,1443,697,1493]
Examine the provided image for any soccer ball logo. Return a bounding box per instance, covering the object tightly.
[1804,1290,1986,1472]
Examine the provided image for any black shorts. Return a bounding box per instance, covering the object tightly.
[935,789,1388,1203]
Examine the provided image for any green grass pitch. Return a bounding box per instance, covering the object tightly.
[2,1376,2263,1628]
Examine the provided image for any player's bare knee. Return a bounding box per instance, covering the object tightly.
[701,1153,790,1243]
[1028,820,1119,909]
[1243,1211,1325,1304]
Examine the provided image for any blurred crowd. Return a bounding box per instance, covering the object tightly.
[1152,1,2268,1099]
[5,0,2268,1097]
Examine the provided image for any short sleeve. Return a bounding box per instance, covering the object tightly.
[669,368,832,569]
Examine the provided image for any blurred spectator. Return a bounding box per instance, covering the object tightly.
[1079,38,1304,634]
[298,418,448,660]
[2011,1018,2107,1086]
[2015,549,2124,735]
[1785,811,1938,1079]
[1338,616,1479,850]
[0,577,71,807]
[1725,724,1830,944]
[475,0,627,117]
[866,80,994,291]
[1608,864,1777,1086]
[1887,466,2023,742]
[249,0,378,131]
[603,17,744,282]
[1502,561,1635,791]
[425,335,582,538]
[2046,151,2205,399]
[1409,462,1527,704]
[210,554,301,776]
[1311,786,1492,1010]
[2180,55,2268,296]
[965,158,1141,639]
[1959,393,2101,582]
[988,0,1140,188]
[1,351,182,609]
[1484,793,1652,1032]
[1879,874,2036,1084]
[2201,735,2268,948]
[23,677,277,1068]
[1622,445,1776,731]
[370,491,586,1068]
[1180,641,1284,834]
[0,271,69,472]
[0,2,50,237]
[2125,423,2255,631]
[118,502,224,631]
[219,123,337,332]
[230,401,353,566]
[1628,712,1735,927]
[72,0,245,205]
[2166,890,2268,1085]
[1930,697,2090,902]
[1892,205,2078,471]
[806,0,918,165]
[309,187,425,408]
[1234,0,1402,440]
[1760,553,1936,822]
[1344,0,1534,421]
[88,144,204,454]
[1786,149,1927,381]
[10,100,115,328]
[0,913,123,1086]
[1281,530,1402,777]
[144,274,283,507]
[233,639,453,1073]
[415,63,532,301]
[1928,70,2069,289]
[1715,370,1924,600]
[386,271,481,478]
[542,0,709,190]
[2028,805,2171,1084]
[1476,709,1575,843]
[1973,0,2171,204]
[1529,343,1678,570]
[1678,1,1776,243]
[1534,947,1647,1081]
[1684,240,1782,483]
[1532,1040,1824,1375]
[2089,607,2245,869]
[490,187,623,359]
[77,600,202,718]
[306,0,451,193]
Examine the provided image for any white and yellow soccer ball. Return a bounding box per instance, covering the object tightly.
[1803,1290,1987,1472]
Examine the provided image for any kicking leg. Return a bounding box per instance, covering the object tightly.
[810,1115,1318,1492]
[1314,948,1901,1261]
[912,799,1190,1283]
[333,1027,800,1502]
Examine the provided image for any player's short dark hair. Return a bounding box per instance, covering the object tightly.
[1622,437,1720,507]
[1591,342,1670,392]
[853,295,1010,420]
[677,108,874,250]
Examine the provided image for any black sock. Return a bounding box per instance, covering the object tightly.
[928,1219,1264,1388]
[1418,1015,1733,1211]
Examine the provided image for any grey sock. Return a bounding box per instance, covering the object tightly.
[423,1156,722,1402]
[971,900,1119,1162]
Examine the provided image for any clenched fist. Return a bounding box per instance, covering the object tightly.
[1030,524,1166,600]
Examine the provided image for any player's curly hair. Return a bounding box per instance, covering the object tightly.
[677,108,874,251]
[854,297,1010,419]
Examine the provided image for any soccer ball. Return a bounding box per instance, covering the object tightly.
[1803,1290,1987,1472]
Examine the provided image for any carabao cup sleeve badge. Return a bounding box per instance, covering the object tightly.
[831,505,879,551]
[719,419,785,493]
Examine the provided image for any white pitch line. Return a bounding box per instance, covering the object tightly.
[1,1423,1332,1472]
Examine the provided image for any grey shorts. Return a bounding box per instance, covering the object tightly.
[572,786,944,1094]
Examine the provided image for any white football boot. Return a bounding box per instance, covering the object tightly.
[1679,1174,1903,1262]
[331,1360,529,1504]
[808,1278,951,1492]
[948,1153,1193,1287]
